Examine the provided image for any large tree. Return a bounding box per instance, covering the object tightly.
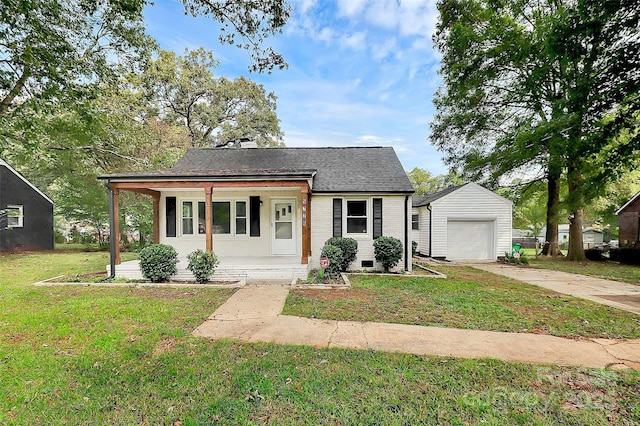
[139,48,283,148]
[432,0,640,261]
[1,0,289,155]
[407,167,464,195]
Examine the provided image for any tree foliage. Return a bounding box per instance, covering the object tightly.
[432,0,640,261]
[407,167,464,195]
[139,48,283,148]
[181,0,290,72]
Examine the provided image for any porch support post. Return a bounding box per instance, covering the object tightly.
[152,193,160,244]
[301,185,311,264]
[205,187,213,253]
[113,188,121,265]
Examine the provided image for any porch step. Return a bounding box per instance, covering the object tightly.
[108,260,309,282]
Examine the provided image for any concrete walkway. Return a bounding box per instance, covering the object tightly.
[471,263,640,315]
[193,284,640,370]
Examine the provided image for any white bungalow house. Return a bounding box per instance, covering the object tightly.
[412,183,512,260]
[99,147,414,280]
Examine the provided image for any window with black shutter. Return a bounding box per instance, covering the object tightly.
[332,198,342,237]
[373,198,383,239]
[250,196,261,237]
[166,197,176,237]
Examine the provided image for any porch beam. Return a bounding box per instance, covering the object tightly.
[113,188,121,265]
[205,187,213,253]
[110,180,309,190]
[124,188,161,197]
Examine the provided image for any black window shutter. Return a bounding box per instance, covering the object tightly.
[166,197,176,237]
[373,198,383,239]
[333,198,342,237]
[250,196,261,237]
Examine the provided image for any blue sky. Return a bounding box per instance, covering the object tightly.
[143,0,446,174]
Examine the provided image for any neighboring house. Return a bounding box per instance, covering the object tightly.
[99,147,414,278]
[412,183,512,260]
[583,227,604,249]
[0,158,54,252]
[616,191,640,248]
[537,225,604,249]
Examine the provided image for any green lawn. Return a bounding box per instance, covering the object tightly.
[1,251,639,424]
[284,266,640,339]
[527,256,640,285]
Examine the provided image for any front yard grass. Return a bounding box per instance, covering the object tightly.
[528,256,640,285]
[1,252,639,424]
[283,266,640,339]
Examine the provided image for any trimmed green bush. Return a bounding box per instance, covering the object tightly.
[373,236,404,272]
[187,250,220,283]
[320,244,343,276]
[325,237,358,271]
[139,244,178,282]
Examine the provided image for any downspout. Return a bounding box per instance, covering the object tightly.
[404,195,409,271]
[103,180,116,280]
[427,204,432,258]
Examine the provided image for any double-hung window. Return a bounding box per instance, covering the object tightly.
[182,202,194,234]
[346,200,367,234]
[235,201,247,235]
[412,214,419,230]
[6,205,23,228]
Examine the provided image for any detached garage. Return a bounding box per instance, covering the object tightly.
[412,183,512,261]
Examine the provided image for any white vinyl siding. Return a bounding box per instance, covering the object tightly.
[427,183,512,260]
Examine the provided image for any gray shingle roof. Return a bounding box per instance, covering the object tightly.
[412,184,467,207]
[102,147,414,193]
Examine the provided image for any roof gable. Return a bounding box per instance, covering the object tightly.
[0,158,53,204]
[412,182,512,207]
[616,191,640,215]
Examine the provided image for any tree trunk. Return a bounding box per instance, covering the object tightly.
[567,209,586,261]
[566,158,586,261]
[541,172,562,256]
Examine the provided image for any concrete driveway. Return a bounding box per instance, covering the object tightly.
[471,263,640,315]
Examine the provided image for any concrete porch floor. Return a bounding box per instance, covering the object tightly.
[107,256,310,282]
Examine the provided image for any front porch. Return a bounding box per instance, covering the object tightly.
[108,256,310,282]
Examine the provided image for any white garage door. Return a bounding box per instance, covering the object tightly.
[447,220,495,260]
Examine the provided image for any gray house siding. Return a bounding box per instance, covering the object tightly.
[0,162,54,251]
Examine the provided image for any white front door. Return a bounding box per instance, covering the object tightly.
[272,199,296,255]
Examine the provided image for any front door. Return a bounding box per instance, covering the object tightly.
[272,199,296,255]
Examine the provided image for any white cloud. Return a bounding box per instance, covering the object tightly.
[339,32,367,51]
[337,0,439,38]
[337,0,368,17]
[371,37,398,61]
[358,134,382,144]
[295,0,317,14]
[316,27,335,44]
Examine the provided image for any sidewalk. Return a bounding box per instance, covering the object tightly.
[470,263,640,315]
[193,284,640,370]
